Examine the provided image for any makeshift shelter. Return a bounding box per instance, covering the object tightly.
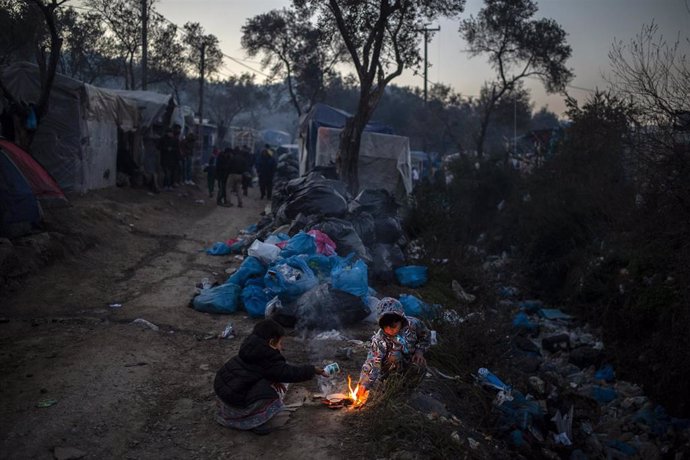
[109,89,174,130]
[0,62,139,191]
[315,127,412,195]
[0,139,67,207]
[298,103,394,177]
[1,142,42,235]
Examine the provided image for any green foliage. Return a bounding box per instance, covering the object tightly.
[407,156,516,246]
[460,0,572,155]
[241,8,345,116]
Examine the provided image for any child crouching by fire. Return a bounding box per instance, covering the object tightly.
[214,319,328,434]
[355,297,431,400]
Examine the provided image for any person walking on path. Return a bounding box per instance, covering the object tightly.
[205,147,219,198]
[257,145,276,200]
[240,145,253,197]
[226,148,248,207]
[180,131,196,185]
[158,126,180,191]
[215,148,231,206]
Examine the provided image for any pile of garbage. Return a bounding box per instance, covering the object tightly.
[473,291,690,458]
[271,150,300,211]
[195,173,431,331]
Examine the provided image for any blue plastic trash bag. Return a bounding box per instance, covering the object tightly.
[264,256,318,302]
[594,364,616,382]
[394,265,428,288]
[517,299,543,312]
[306,254,338,281]
[280,231,317,258]
[399,294,435,318]
[192,283,241,314]
[206,242,232,256]
[241,284,270,318]
[512,312,538,331]
[265,232,290,245]
[538,308,572,320]
[498,286,519,298]
[591,386,617,404]
[227,256,267,287]
[477,367,512,393]
[331,255,368,297]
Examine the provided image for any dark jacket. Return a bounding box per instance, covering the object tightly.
[216,151,231,178]
[227,151,248,175]
[257,152,277,178]
[158,135,179,165]
[214,333,315,407]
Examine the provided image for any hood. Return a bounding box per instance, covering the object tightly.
[238,333,283,364]
[377,297,409,328]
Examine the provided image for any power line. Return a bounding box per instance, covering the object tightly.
[146,8,271,78]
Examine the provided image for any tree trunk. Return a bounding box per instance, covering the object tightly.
[337,98,371,194]
[476,109,491,158]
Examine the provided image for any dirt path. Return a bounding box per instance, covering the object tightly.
[0,184,367,460]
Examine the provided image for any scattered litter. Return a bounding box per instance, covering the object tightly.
[313,330,346,341]
[512,312,537,331]
[219,321,235,339]
[551,406,574,445]
[430,367,461,381]
[467,437,479,449]
[36,399,58,408]
[594,364,616,382]
[450,431,461,443]
[195,199,205,205]
[538,309,573,320]
[476,368,513,405]
[452,280,476,303]
[108,303,123,308]
[131,318,159,331]
[335,347,353,359]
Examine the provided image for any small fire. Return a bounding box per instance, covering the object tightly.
[347,374,369,408]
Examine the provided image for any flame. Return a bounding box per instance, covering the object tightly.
[347,374,369,408]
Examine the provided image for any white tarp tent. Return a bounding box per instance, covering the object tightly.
[109,89,174,129]
[1,62,139,191]
[315,126,412,194]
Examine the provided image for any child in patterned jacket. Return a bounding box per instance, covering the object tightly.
[356,297,431,399]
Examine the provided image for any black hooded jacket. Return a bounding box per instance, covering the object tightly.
[214,333,315,407]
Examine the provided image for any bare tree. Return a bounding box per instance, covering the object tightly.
[87,0,146,89]
[608,21,690,211]
[460,0,572,157]
[293,0,465,192]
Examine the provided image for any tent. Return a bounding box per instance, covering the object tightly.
[315,127,412,195]
[0,139,67,207]
[1,143,42,235]
[1,62,139,192]
[298,103,394,177]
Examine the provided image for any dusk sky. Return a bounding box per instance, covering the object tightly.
[154,0,690,117]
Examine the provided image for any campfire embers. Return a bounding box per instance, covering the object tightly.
[320,375,369,410]
[322,393,354,409]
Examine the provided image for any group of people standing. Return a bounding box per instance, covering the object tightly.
[205,144,277,208]
[157,124,197,191]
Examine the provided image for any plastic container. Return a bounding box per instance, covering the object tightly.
[324,362,340,377]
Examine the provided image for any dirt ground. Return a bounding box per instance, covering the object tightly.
[0,183,374,460]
